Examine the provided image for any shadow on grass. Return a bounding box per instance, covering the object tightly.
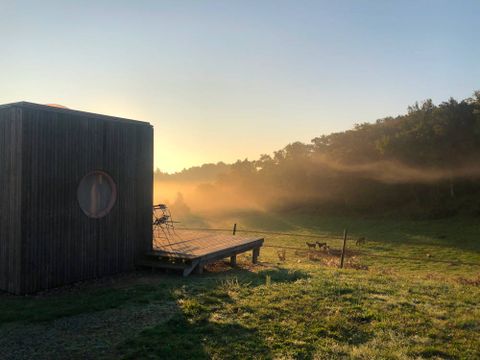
[118,267,310,359]
[250,212,480,252]
[0,267,308,326]
[0,283,170,324]
[200,265,310,287]
[183,209,480,255]
[415,348,459,360]
[0,265,381,359]
[120,313,271,360]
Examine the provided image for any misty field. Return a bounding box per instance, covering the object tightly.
[1,214,479,359]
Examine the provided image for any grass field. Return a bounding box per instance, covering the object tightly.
[1,214,479,359]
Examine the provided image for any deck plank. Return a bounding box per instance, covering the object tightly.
[152,230,264,260]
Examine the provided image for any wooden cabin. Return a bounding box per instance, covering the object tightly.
[0,102,153,294]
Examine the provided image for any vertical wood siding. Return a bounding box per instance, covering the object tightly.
[0,107,23,294]
[0,103,152,294]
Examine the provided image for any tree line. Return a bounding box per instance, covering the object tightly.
[156,91,480,218]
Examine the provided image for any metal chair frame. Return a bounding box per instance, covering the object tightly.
[153,204,177,242]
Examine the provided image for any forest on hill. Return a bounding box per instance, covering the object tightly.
[156,91,480,218]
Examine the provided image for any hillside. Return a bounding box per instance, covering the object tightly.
[157,92,480,218]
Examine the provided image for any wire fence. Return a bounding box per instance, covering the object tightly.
[175,226,341,239]
[175,225,480,268]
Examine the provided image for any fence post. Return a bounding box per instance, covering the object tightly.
[233,223,237,235]
[340,228,348,268]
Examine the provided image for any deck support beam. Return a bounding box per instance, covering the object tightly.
[183,260,200,277]
[230,255,237,267]
[252,247,260,264]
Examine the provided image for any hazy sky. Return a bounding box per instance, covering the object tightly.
[1,1,478,172]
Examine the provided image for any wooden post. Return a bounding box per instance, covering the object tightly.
[340,228,348,268]
[233,223,237,235]
[230,255,237,267]
[252,247,260,264]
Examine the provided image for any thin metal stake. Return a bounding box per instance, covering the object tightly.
[340,228,348,268]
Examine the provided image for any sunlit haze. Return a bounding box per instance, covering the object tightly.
[1,0,478,172]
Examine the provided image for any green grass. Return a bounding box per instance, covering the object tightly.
[1,214,479,359]
[0,284,170,323]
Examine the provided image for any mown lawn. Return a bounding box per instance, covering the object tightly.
[0,215,479,359]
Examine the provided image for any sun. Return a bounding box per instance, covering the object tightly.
[45,103,69,109]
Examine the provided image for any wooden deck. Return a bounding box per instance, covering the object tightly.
[137,230,264,276]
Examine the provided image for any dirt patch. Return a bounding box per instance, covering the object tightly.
[456,276,480,286]
[294,248,362,258]
[293,250,369,270]
[423,273,449,282]
[318,255,369,270]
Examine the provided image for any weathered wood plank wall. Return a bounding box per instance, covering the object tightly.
[0,103,153,294]
[0,107,23,294]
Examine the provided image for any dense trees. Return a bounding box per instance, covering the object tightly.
[157,92,480,217]
[155,162,230,182]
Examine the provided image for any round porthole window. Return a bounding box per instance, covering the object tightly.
[77,171,117,218]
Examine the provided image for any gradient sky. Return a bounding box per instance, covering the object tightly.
[1,1,479,172]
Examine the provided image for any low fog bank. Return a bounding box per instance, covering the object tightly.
[155,92,480,220]
[313,156,480,184]
[155,159,480,222]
